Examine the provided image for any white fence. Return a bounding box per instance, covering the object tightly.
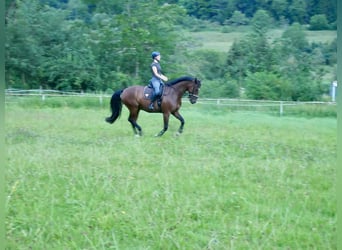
[5,88,108,105]
[5,89,336,116]
[195,98,336,115]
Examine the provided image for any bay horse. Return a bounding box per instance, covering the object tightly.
[105,76,201,136]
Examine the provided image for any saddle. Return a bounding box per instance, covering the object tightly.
[143,82,164,105]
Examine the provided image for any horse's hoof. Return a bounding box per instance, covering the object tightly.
[105,117,113,124]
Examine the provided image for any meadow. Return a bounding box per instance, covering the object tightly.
[187,28,337,52]
[5,99,336,249]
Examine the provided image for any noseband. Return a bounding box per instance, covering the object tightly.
[188,79,200,99]
[189,92,199,99]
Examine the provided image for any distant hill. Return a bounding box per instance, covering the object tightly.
[186,28,337,52]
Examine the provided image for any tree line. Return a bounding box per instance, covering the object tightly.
[5,0,336,101]
[177,0,336,27]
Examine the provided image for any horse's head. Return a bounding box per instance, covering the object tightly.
[188,78,201,104]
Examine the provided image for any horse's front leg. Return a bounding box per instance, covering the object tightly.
[172,111,185,135]
[156,112,170,137]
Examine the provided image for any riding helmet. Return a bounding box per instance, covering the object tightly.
[151,51,160,59]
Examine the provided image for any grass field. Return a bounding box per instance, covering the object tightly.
[187,29,337,52]
[5,103,336,249]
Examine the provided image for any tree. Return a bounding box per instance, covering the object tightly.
[245,71,292,100]
[188,50,225,80]
[287,0,307,24]
[251,9,273,34]
[5,0,187,91]
[235,0,258,18]
[225,28,275,86]
[115,1,187,82]
[226,10,249,26]
[280,22,309,54]
[309,14,329,30]
[6,0,70,88]
[270,0,288,22]
[307,0,337,24]
[271,23,326,101]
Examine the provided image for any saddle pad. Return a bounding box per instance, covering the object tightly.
[143,86,154,100]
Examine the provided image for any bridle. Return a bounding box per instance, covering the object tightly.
[188,79,200,99]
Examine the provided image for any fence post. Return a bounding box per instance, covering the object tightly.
[40,86,45,101]
[279,101,283,116]
[99,94,103,106]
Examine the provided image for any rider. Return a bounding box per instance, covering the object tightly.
[149,51,168,110]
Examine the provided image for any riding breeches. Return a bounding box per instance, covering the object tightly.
[151,78,163,96]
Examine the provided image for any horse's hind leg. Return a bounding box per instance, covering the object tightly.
[128,110,142,136]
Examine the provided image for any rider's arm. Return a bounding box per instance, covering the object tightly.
[152,66,168,82]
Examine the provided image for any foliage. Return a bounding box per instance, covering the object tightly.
[176,0,336,26]
[5,0,187,91]
[5,0,337,101]
[250,9,273,34]
[225,10,249,26]
[225,32,275,85]
[223,20,336,101]
[280,22,310,53]
[245,72,292,100]
[198,78,239,98]
[309,14,330,30]
[312,38,337,65]
[187,50,225,80]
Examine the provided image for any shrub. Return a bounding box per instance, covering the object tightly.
[225,10,249,26]
[199,79,239,98]
[309,14,329,30]
[245,72,292,100]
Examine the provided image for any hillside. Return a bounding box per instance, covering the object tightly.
[187,29,337,52]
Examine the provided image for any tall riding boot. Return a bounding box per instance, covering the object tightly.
[149,94,156,110]
[156,94,162,106]
[149,101,154,110]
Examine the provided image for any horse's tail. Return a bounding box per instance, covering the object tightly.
[105,89,124,124]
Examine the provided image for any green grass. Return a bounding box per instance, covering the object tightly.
[187,28,337,52]
[187,30,244,52]
[5,104,336,249]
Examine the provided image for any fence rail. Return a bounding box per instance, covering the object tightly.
[5,88,98,97]
[5,89,336,116]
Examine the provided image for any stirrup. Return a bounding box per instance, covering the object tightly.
[149,103,154,110]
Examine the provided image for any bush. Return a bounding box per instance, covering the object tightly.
[245,72,292,100]
[225,10,249,26]
[188,50,226,81]
[200,79,239,98]
[309,14,329,30]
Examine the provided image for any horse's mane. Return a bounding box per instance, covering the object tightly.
[166,76,194,86]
